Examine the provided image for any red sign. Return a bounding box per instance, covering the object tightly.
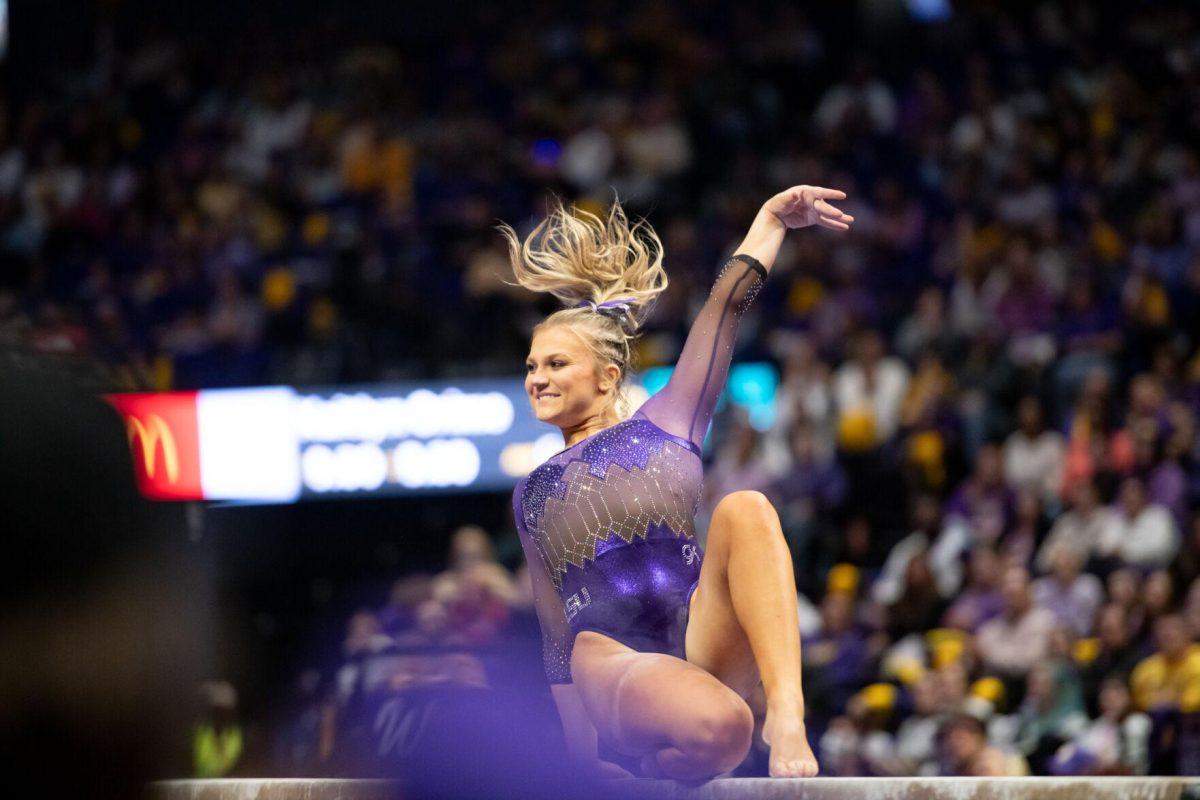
[106,392,203,500]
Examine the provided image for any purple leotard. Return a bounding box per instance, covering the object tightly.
[513,256,765,684]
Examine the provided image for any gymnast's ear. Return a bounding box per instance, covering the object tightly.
[598,361,621,393]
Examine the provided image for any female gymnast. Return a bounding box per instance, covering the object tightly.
[504,185,854,781]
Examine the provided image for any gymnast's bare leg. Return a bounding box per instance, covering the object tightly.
[570,631,754,782]
[570,490,815,780]
[685,490,818,777]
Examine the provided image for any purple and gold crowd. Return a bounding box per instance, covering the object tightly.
[6,1,1200,779]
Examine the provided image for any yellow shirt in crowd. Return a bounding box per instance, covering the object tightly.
[1131,644,1200,713]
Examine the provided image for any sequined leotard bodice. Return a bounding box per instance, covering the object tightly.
[513,256,765,684]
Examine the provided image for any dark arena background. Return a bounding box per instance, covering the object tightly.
[5,1,1200,798]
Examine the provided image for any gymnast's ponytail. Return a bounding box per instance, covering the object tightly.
[500,197,669,419]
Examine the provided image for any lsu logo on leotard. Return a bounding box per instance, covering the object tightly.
[682,543,700,566]
[565,587,592,621]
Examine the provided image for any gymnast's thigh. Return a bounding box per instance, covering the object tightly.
[570,630,752,756]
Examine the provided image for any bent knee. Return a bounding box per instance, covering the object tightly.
[713,490,777,528]
[681,695,754,771]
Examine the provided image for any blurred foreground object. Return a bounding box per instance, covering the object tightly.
[0,349,212,800]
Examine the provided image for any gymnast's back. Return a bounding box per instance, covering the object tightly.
[514,255,765,684]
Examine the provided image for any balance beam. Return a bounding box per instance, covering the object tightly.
[151,777,1200,800]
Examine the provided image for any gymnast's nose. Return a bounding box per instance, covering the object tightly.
[528,372,549,394]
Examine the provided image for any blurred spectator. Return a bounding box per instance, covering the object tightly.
[705,412,777,514]
[1053,275,1122,402]
[976,566,1055,680]
[895,287,952,362]
[1099,476,1180,569]
[942,547,1004,634]
[891,672,944,776]
[1052,677,1151,775]
[990,236,1056,369]
[1171,518,1200,591]
[943,443,1015,550]
[802,590,873,728]
[377,573,434,637]
[1108,568,1146,616]
[1142,571,1178,639]
[834,330,910,445]
[937,713,1027,777]
[1130,614,1200,774]
[1036,481,1121,572]
[874,494,959,616]
[818,683,899,777]
[1009,661,1089,773]
[898,352,959,492]
[879,548,950,641]
[1080,604,1150,708]
[1002,489,1047,568]
[1060,370,1120,494]
[934,661,972,717]
[770,420,846,588]
[1003,396,1065,506]
[448,525,497,572]
[1032,545,1104,637]
[1131,615,1200,715]
[814,57,897,138]
[771,333,834,435]
[334,610,395,708]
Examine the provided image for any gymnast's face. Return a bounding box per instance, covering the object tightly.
[525,325,617,427]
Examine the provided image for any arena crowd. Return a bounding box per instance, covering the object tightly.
[5,0,1200,779]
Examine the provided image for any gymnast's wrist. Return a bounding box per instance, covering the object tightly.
[758,200,785,222]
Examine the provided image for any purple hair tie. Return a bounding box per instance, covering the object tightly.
[575,297,635,315]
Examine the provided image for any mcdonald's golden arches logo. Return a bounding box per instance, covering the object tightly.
[126,413,180,484]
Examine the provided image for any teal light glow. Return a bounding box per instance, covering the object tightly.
[637,362,777,432]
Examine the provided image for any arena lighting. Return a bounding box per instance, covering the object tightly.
[105,363,777,503]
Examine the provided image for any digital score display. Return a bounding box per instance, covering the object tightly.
[107,364,777,503]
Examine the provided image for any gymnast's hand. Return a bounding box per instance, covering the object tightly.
[763,185,854,232]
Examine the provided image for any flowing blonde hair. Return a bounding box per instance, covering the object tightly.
[500,198,668,419]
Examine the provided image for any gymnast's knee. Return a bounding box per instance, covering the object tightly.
[713,490,777,530]
[679,695,754,772]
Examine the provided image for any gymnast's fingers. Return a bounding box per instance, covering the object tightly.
[810,186,847,200]
[814,198,852,220]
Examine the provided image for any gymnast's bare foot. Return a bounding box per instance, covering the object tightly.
[762,707,819,778]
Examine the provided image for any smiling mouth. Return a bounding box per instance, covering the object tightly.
[536,393,560,400]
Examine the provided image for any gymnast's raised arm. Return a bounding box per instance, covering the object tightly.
[638,185,853,447]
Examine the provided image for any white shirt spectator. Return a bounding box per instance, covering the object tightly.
[894,714,940,776]
[1055,713,1152,776]
[949,102,1016,157]
[815,80,897,136]
[1098,504,1179,568]
[1035,506,1122,572]
[833,356,910,441]
[873,531,960,606]
[622,118,691,178]
[1003,428,1064,502]
[560,126,615,191]
[977,607,1056,678]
